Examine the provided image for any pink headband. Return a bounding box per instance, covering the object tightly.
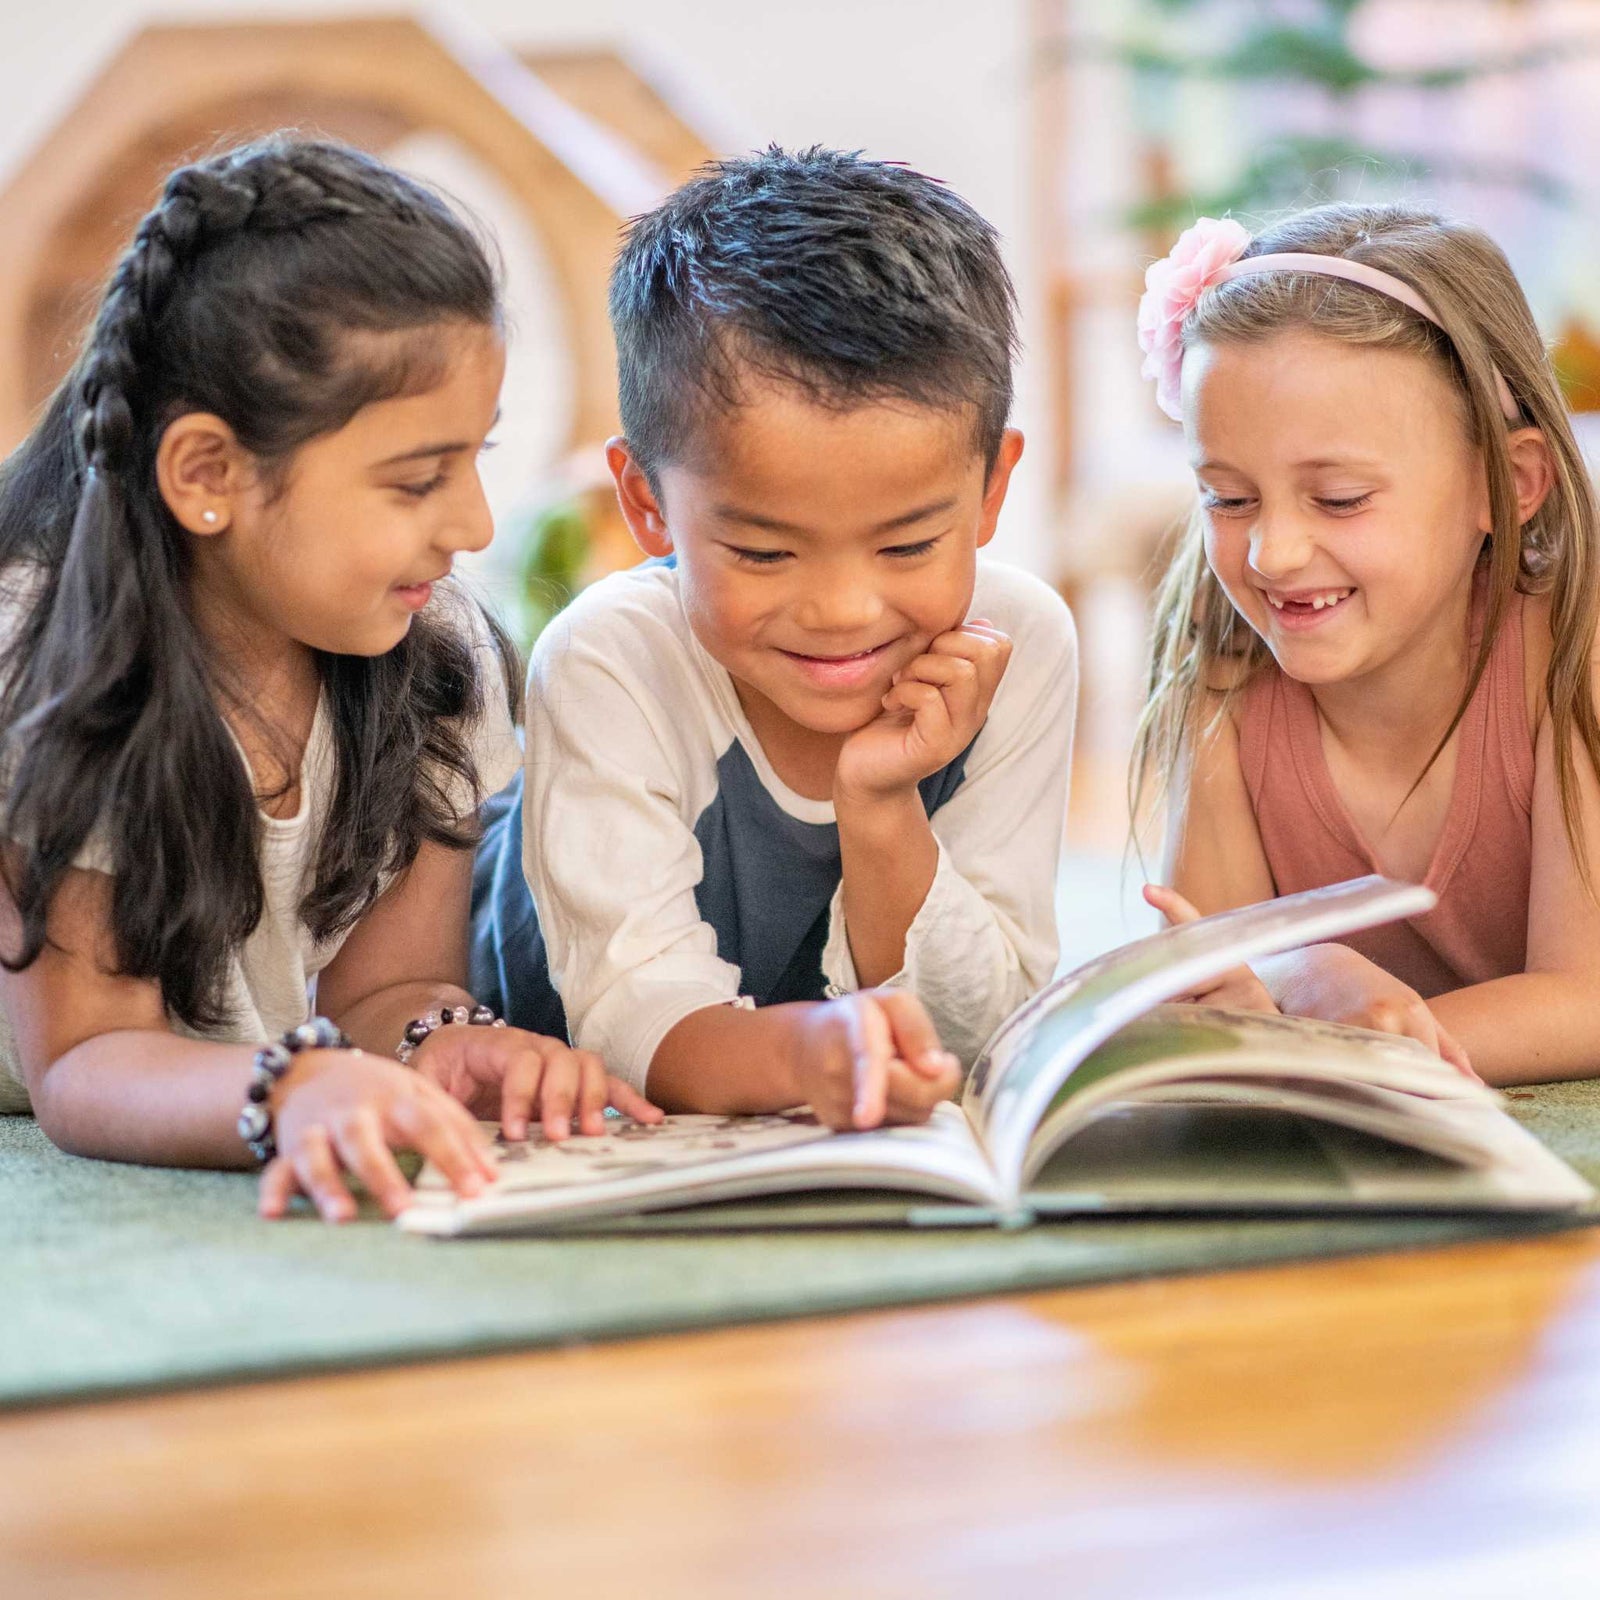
[1136,217,1521,424]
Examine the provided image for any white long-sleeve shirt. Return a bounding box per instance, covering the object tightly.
[468,559,1078,1091]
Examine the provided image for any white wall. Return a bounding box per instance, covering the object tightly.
[0,0,1052,574]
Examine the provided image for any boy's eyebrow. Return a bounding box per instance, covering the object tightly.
[375,408,502,467]
[874,497,958,532]
[712,496,959,536]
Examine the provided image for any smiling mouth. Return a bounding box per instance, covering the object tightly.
[391,578,441,613]
[778,641,898,689]
[781,644,891,665]
[1264,587,1353,616]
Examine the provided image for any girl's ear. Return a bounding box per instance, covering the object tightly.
[1506,426,1556,529]
[156,412,246,536]
[606,437,673,558]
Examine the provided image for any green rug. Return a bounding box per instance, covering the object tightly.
[5,1081,1599,1410]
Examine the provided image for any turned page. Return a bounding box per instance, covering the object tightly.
[962,877,1435,1205]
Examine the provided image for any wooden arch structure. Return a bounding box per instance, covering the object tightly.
[0,15,718,454]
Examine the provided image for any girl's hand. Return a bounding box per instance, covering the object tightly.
[789,989,962,1131]
[258,1048,497,1224]
[1267,944,1479,1080]
[835,621,1012,803]
[1143,884,1280,1013]
[1146,888,1477,1078]
[411,1023,664,1143]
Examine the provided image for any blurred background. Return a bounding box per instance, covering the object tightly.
[6,0,1600,957]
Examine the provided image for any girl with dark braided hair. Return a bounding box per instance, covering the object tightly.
[0,135,659,1222]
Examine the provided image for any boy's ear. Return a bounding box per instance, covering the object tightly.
[975,429,1025,550]
[606,438,673,558]
[156,412,245,536]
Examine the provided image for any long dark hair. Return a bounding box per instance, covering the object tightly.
[0,136,512,1030]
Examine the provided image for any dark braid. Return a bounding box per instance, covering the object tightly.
[0,136,506,1031]
[76,153,359,477]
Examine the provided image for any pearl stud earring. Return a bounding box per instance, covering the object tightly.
[201,509,219,525]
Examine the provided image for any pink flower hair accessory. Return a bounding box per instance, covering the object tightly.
[1137,217,1251,421]
[1136,218,1522,424]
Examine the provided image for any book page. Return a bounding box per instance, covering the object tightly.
[1023,1103,1592,1214]
[414,1109,837,1197]
[1093,1080,1504,1167]
[1033,1006,1491,1114]
[963,876,1436,1200]
[401,1102,1002,1236]
[1012,1007,1591,1208]
[1019,1032,1492,1185]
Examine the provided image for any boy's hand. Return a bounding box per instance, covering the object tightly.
[835,620,1012,803]
[789,989,962,1130]
[411,1024,664,1143]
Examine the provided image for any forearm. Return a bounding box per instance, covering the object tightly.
[1429,974,1600,1085]
[1258,946,1600,1085]
[32,982,482,1168]
[836,789,939,986]
[31,1031,260,1168]
[646,1002,809,1115]
[328,979,476,1058]
[825,841,1046,1066]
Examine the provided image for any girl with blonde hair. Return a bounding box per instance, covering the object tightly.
[1134,204,1600,1083]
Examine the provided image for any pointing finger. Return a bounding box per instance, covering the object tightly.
[845,998,894,1130]
[1144,883,1203,926]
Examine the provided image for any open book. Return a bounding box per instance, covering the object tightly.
[400,877,1593,1237]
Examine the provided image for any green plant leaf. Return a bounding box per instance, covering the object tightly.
[516,497,593,643]
[1054,12,1600,94]
[1127,136,1570,232]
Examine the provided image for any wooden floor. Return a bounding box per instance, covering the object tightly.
[5,1229,1600,1599]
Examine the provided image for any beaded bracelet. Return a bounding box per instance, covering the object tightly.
[396,1003,506,1066]
[236,1015,353,1165]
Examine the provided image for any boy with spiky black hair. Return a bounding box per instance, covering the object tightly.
[472,147,1076,1132]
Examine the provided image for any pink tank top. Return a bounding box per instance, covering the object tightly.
[1236,585,1535,998]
